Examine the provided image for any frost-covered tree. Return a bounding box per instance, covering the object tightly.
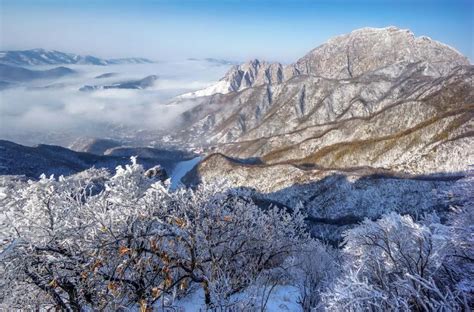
[276,240,341,311]
[441,169,474,306]
[0,159,310,310]
[322,212,470,311]
[0,168,112,310]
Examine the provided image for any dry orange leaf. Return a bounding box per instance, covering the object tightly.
[107,282,116,291]
[179,280,188,291]
[174,217,186,228]
[139,299,148,312]
[48,279,58,288]
[92,260,102,272]
[150,239,159,252]
[119,246,131,256]
[165,276,173,288]
[152,287,161,298]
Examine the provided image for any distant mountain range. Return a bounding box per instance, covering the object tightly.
[0,49,155,66]
[0,63,76,89]
[187,58,240,66]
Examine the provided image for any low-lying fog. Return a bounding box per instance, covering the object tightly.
[0,60,231,147]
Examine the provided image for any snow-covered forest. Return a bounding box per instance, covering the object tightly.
[0,159,472,311]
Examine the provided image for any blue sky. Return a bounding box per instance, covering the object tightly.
[1,0,473,62]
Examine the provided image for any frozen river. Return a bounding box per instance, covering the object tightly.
[170,156,203,189]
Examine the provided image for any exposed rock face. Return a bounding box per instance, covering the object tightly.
[224,60,285,92]
[178,60,286,98]
[175,27,473,192]
[144,165,168,181]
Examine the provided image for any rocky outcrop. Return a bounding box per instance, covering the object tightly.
[178,60,287,98]
[144,165,168,181]
[223,60,285,92]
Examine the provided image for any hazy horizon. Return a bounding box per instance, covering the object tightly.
[1,0,473,63]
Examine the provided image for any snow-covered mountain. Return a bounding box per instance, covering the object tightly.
[181,27,469,100]
[172,27,472,191]
[0,49,155,66]
[170,27,474,245]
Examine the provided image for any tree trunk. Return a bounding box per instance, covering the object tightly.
[202,280,212,306]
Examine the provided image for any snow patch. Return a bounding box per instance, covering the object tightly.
[0,187,6,200]
[177,80,231,99]
[166,285,302,311]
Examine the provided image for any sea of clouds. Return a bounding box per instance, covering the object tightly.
[0,60,230,147]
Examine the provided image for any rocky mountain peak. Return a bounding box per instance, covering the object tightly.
[213,27,470,96]
[293,26,469,79]
[222,59,285,92]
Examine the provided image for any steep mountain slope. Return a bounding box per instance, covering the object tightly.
[176,27,473,191]
[0,49,154,66]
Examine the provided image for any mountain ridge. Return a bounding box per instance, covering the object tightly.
[0,49,155,66]
[180,26,469,99]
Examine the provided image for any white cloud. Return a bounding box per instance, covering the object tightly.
[0,60,230,146]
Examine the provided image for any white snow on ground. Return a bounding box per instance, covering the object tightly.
[263,286,302,311]
[170,156,203,189]
[0,187,6,200]
[166,285,302,311]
